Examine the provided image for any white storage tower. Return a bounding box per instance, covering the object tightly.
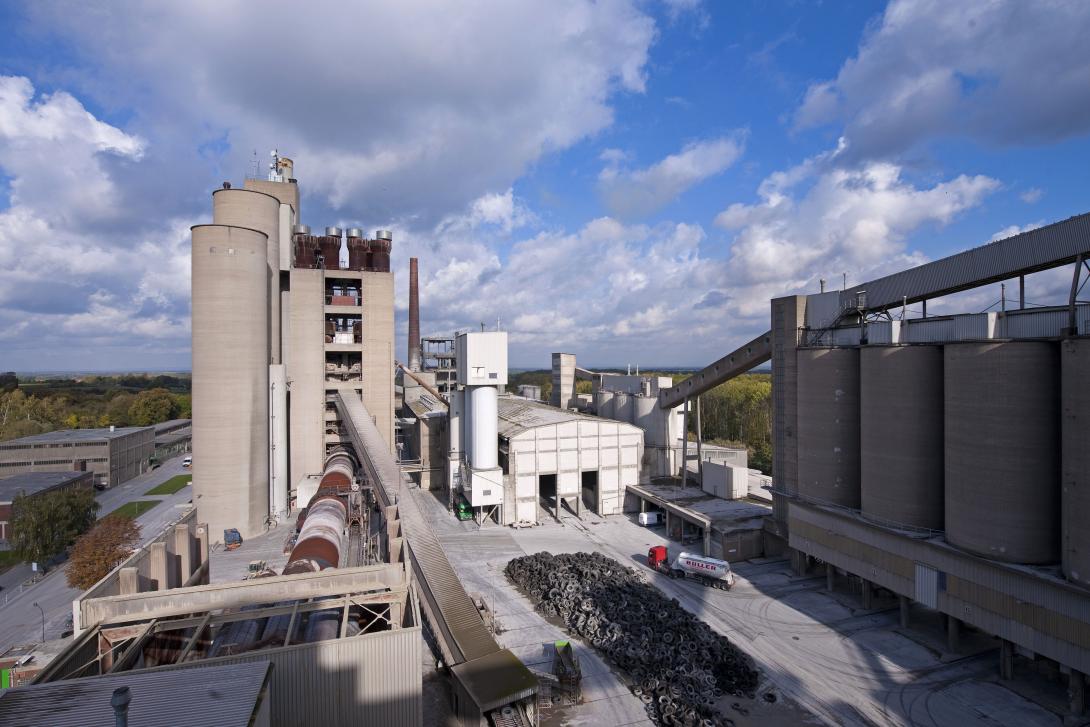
[454,331,507,510]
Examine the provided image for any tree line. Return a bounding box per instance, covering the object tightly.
[0,373,191,442]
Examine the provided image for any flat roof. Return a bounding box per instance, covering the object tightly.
[152,418,191,433]
[2,426,152,445]
[629,483,771,532]
[0,660,270,727]
[450,648,538,712]
[498,396,641,439]
[0,471,91,502]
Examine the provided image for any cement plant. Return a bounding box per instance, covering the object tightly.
[0,151,1087,727]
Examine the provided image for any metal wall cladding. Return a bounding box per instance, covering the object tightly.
[1062,339,1090,588]
[860,346,944,529]
[944,342,1060,564]
[1000,307,1082,339]
[796,347,861,508]
[866,320,900,345]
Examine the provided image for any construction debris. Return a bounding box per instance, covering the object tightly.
[505,551,758,726]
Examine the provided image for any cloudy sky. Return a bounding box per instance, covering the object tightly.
[1,0,1088,371]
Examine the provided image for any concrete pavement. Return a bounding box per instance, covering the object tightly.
[0,454,195,654]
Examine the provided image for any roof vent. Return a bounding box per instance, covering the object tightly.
[375,230,393,241]
[325,226,342,237]
[293,224,311,235]
[346,227,363,239]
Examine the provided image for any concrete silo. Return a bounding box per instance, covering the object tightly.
[212,188,281,364]
[614,391,633,424]
[1062,339,1090,586]
[945,342,1059,564]
[191,224,270,541]
[797,348,861,508]
[633,395,658,436]
[860,346,944,529]
[596,389,615,420]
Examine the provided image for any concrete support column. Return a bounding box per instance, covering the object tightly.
[999,639,1015,680]
[640,498,647,514]
[947,615,961,654]
[150,542,170,590]
[861,578,873,610]
[119,567,139,595]
[389,601,403,630]
[826,564,836,592]
[665,510,671,540]
[695,396,703,486]
[899,596,910,629]
[196,523,210,568]
[174,524,192,583]
[790,549,806,576]
[681,398,689,484]
[703,527,711,558]
[1070,669,1086,716]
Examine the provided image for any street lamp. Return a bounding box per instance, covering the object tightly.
[32,602,45,642]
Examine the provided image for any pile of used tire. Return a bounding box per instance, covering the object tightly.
[505,551,758,726]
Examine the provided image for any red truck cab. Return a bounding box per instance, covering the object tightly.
[647,545,669,570]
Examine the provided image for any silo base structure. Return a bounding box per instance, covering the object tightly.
[860,346,944,529]
[191,224,270,542]
[945,342,1059,565]
[1062,338,1090,586]
[797,347,861,508]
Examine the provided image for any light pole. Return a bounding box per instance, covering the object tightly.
[33,602,45,642]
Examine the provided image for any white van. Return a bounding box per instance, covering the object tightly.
[638,511,663,526]
[182,455,192,468]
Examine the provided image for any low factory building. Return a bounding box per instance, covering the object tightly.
[0,426,155,488]
[0,470,95,546]
[498,397,644,524]
[152,418,191,461]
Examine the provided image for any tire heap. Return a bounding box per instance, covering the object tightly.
[505,551,758,726]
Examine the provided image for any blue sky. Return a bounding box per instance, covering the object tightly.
[0,0,1088,370]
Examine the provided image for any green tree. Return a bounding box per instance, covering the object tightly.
[66,515,141,590]
[104,392,135,426]
[11,487,100,569]
[128,388,180,425]
[0,372,18,392]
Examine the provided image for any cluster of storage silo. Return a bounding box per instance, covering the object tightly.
[290,226,393,272]
[796,338,1087,580]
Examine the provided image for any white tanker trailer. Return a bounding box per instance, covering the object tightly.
[647,546,735,590]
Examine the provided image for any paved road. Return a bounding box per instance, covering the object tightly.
[0,455,195,653]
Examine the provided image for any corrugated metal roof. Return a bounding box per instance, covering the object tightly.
[0,660,269,727]
[842,212,1090,312]
[497,396,642,439]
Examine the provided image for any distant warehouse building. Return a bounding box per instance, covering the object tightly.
[0,427,154,488]
[0,471,94,546]
[153,418,192,460]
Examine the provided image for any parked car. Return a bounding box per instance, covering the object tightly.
[182,455,192,468]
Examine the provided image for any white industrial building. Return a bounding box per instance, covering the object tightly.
[498,398,643,525]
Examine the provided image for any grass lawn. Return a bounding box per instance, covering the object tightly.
[108,500,162,519]
[0,550,20,574]
[145,474,192,496]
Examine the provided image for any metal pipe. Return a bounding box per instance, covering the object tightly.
[111,686,131,727]
[396,360,448,405]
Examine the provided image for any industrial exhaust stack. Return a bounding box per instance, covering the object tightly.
[409,257,421,372]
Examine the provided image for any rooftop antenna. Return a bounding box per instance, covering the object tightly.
[268,149,283,182]
[249,149,259,180]
[842,272,847,290]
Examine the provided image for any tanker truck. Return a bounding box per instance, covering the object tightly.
[646,546,735,590]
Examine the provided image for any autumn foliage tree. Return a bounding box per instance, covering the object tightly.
[66,515,142,590]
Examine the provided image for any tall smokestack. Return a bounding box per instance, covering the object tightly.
[408,257,421,372]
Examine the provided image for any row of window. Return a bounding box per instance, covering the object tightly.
[0,441,108,451]
[0,457,107,468]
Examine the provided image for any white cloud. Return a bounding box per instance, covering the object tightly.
[599,134,746,218]
[715,151,999,315]
[794,0,1090,157]
[1020,187,1044,204]
[0,76,191,364]
[30,1,658,228]
[990,220,1044,242]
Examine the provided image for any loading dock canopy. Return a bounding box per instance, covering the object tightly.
[450,648,539,713]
